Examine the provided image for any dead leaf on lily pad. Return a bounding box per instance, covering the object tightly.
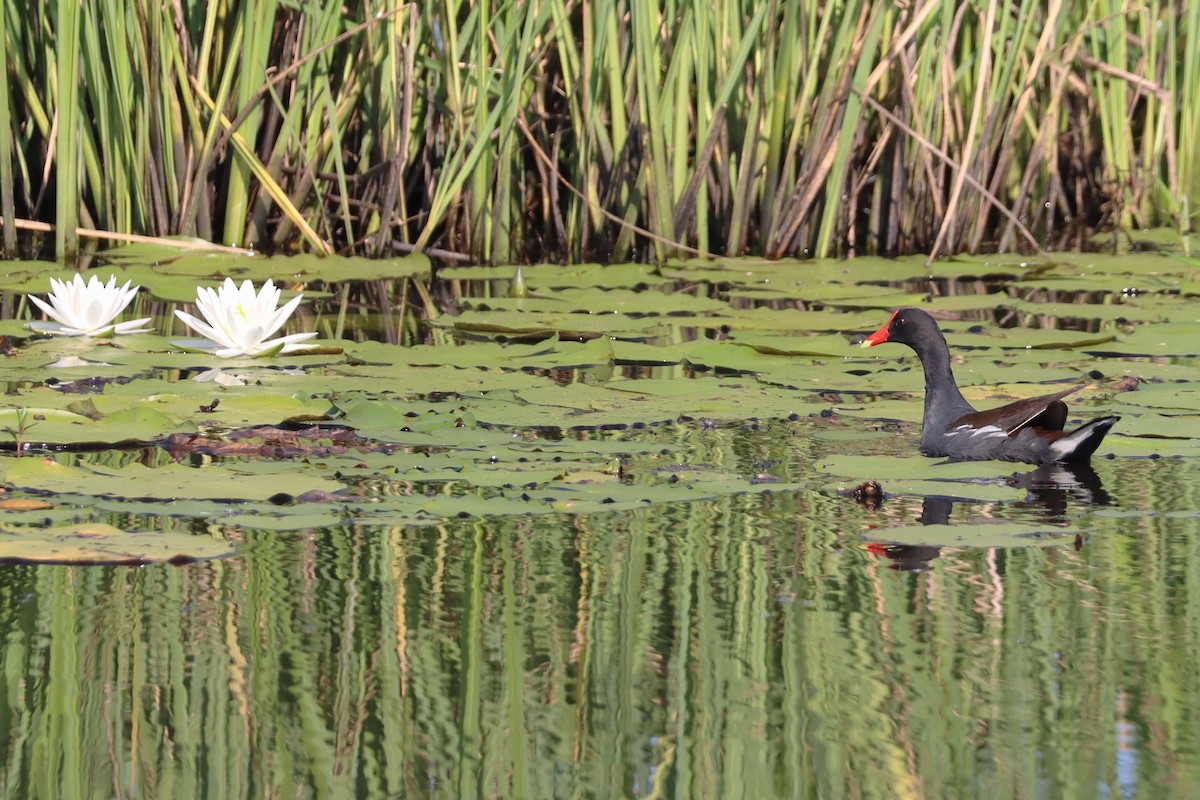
[0,522,233,564]
[0,498,53,511]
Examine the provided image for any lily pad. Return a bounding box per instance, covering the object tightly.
[443,262,669,289]
[436,309,668,337]
[714,307,880,333]
[868,521,1076,549]
[0,521,234,564]
[817,454,1020,482]
[5,458,344,501]
[0,406,185,448]
[460,288,727,315]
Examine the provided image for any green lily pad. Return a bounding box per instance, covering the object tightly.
[818,454,1020,481]
[1088,434,1199,458]
[436,309,668,337]
[726,333,858,358]
[394,336,564,367]
[105,249,432,283]
[1081,323,1200,357]
[972,328,1118,350]
[854,478,1024,502]
[868,521,1076,549]
[0,521,234,564]
[1002,299,1165,323]
[0,264,85,294]
[460,288,727,315]
[94,391,333,430]
[714,307,880,333]
[443,262,669,289]
[1051,250,1194,276]
[1104,412,1200,439]
[1109,384,1200,412]
[5,458,344,501]
[0,405,184,448]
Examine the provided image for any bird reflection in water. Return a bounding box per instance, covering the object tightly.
[863,462,1112,572]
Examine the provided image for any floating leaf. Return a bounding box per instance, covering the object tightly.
[444,262,669,289]
[0,522,234,564]
[5,458,344,501]
[437,309,667,337]
[868,521,1076,549]
[1104,413,1200,439]
[1082,323,1200,357]
[818,454,1020,482]
[460,288,726,315]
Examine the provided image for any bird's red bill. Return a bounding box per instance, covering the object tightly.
[860,310,899,347]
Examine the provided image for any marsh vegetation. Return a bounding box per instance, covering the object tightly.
[2,1,1196,263]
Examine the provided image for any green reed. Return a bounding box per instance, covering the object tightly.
[3,0,1196,262]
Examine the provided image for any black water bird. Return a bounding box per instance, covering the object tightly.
[860,308,1119,463]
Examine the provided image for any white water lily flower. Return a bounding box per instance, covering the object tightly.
[172,278,318,358]
[28,274,151,337]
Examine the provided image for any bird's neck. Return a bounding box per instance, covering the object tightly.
[917,337,974,431]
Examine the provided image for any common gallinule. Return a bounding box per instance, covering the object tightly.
[860,308,1119,463]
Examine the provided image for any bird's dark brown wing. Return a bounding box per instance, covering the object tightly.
[951,385,1083,436]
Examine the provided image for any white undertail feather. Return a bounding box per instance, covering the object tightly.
[1049,417,1120,461]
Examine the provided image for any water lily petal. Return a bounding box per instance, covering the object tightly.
[113,317,153,335]
[261,292,304,340]
[101,278,138,320]
[258,331,319,355]
[174,309,229,348]
[233,323,266,355]
[221,283,261,341]
[81,298,107,330]
[195,290,244,350]
[28,294,71,327]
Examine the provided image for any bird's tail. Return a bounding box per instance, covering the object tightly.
[1050,416,1120,462]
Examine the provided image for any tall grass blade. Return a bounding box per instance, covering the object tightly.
[0,10,16,254]
[222,1,278,248]
[53,0,82,261]
[1181,0,1200,238]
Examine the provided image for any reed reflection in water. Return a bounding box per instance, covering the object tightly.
[0,457,1195,799]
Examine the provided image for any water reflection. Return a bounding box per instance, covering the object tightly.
[1009,461,1114,516]
[0,466,1197,798]
[868,462,1114,571]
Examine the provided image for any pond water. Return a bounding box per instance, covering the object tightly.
[0,247,1197,798]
